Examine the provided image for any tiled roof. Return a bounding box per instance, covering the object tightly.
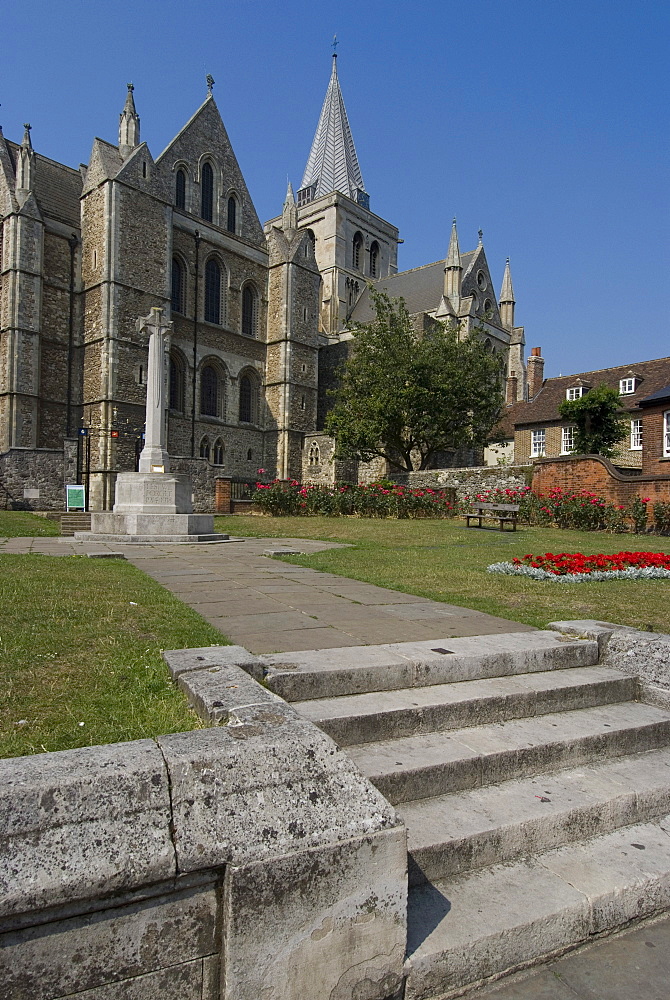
[350,253,476,322]
[7,140,81,227]
[490,401,526,441]
[638,384,670,406]
[513,357,670,427]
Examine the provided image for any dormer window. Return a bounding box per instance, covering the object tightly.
[566,387,584,400]
[620,378,637,395]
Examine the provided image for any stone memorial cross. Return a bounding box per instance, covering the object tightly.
[137,307,172,474]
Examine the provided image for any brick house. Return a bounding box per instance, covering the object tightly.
[510,357,670,469]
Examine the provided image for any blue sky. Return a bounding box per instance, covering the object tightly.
[2,0,667,377]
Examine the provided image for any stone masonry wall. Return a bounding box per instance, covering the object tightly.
[399,464,533,499]
[0,448,65,510]
[0,658,407,1000]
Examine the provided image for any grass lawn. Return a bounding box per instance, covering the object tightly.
[216,515,670,634]
[0,510,60,537]
[0,554,228,759]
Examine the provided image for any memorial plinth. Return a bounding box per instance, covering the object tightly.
[78,473,228,543]
[74,307,229,544]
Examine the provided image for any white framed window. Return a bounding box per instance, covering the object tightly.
[620,378,637,395]
[664,412,670,457]
[566,387,584,401]
[561,426,576,454]
[630,418,643,450]
[531,429,546,456]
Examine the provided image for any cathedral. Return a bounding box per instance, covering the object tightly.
[0,55,528,510]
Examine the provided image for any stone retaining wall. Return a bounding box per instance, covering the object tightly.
[396,464,533,499]
[1,653,407,1000]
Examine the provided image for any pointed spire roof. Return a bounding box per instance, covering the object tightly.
[300,54,367,202]
[119,83,140,155]
[499,257,515,303]
[445,218,461,269]
[282,180,298,232]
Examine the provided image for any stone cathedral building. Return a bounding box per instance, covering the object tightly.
[0,56,528,510]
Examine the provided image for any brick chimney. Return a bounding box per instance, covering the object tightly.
[527,347,544,399]
[506,371,518,404]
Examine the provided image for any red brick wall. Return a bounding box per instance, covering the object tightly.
[214,477,232,514]
[532,455,670,507]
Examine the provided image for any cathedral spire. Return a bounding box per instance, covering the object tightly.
[298,51,368,207]
[499,257,515,331]
[119,83,140,158]
[282,180,298,233]
[15,123,35,193]
[444,218,462,304]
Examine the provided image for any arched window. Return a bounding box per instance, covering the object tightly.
[200,364,219,417]
[213,438,224,465]
[226,196,237,233]
[241,284,257,337]
[175,169,186,210]
[171,257,185,314]
[199,436,210,460]
[308,441,320,466]
[201,162,214,222]
[369,241,379,278]
[484,338,492,352]
[246,448,253,461]
[204,258,221,324]
[169,352,185,411]
[239,373,259,424]
[352,232,363,270]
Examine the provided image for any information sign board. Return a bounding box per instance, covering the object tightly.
[66,485,86,511]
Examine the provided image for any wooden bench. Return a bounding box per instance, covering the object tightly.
[465,502,519,532]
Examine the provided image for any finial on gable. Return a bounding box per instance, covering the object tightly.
[478,228,483,246]
[22,123,32,148]
[206,74,215,95]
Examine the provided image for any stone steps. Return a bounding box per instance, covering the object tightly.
[284,630,670,997]
[405,819,670,1000]
[262,630,599,702]
[294,667,636,747]
[60,512,92,535]
[347,701,670,803]
[403,747,670,885]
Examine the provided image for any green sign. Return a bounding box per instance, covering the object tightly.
[66,485,86,511]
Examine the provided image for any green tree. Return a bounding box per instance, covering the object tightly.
[558,384,628,456]
[324,289,504,471]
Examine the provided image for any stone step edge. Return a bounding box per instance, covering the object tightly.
[404,818,670,1000]
[261,631,600,702]
[351,703,670,804]
[404,746,670,884]
[301,671,637,747]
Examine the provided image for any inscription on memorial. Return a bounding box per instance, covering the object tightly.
[144,481,173,505]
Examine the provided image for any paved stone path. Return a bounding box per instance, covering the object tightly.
[0,534,534,653]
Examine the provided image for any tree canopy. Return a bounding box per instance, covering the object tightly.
[324,289,504,471]
[558,384,628,456]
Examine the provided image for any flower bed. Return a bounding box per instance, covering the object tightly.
[254,479,456,518]
[460,487,657,534]
[488,550,670,583]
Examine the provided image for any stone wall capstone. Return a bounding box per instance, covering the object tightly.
[0,659,407,1000]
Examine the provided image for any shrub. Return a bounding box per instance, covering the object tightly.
[253,480,456,519]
